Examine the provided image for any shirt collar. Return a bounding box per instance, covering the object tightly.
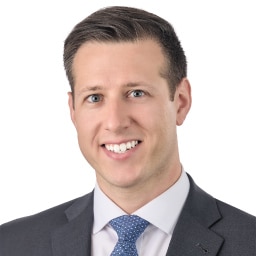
[93,168,190,235]
[93,183,126,234]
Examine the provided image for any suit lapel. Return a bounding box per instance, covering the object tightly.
[166,212,223,256]
[166,174,224,256]
[51,192,94,256]
[50,174,225,256]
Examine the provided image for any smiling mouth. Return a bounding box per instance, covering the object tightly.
[103,140,140,154]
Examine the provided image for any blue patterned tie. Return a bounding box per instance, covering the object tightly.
[109,215,149,256]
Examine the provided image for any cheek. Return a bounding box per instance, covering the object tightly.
[74,113,98,142]
[75,109,98,128]
[147,104,176,130]
[152,108,178,148]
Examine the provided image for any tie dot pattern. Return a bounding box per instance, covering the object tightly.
[109,215,149,256]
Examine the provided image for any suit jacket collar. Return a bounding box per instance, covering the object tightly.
[166,174,224,255]
[51,192,94,256]
[51,174,224,256]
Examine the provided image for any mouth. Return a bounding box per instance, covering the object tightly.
[103,140,140,154]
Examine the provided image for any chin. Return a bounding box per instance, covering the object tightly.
[111,176,142,189]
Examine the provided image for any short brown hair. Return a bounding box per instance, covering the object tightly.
[64,6,187,100]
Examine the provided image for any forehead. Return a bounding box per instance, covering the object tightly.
[75,38,163,55]
[72,39,167,85]
[74,39,166,68]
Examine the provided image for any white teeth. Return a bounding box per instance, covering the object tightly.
[126,142,131,149]
[105,140,139,154]
[120,143,126,152]
[114,144,119,152]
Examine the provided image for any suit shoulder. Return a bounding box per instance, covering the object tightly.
[1,192,93,232]
[187,173,256,224]
[1,198,75,232]
[216,199,256,224]
[212,200,256,254]
[0,193,93,255]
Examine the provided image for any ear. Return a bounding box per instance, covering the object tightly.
[68,92,77,127]
[175,78,192,126]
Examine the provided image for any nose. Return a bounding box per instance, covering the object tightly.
[104,99,131,133]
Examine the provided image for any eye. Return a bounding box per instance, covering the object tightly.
[87,94,102,103]
[129,90,145,98]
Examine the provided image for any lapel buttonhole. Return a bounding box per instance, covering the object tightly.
[196,243,210,254]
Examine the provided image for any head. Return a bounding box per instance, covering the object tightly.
[64,6,187,101]
[64,6,191,210]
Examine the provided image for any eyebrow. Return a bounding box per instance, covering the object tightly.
[76,85,103,96]
[125,82,156,91]
[125,82,145,88]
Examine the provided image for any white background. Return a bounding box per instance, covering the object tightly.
[0,0,255,224]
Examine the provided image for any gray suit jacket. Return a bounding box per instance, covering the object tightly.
[1,174,256,255]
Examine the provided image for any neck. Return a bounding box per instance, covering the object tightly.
[98,164,182,214]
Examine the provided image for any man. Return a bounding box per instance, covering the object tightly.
[0,6,255,256]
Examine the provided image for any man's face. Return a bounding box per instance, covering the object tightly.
[69,39,191,194]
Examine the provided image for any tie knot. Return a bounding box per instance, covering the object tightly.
[110,215,149,243]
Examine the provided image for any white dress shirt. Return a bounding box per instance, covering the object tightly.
[92,169,190,256]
